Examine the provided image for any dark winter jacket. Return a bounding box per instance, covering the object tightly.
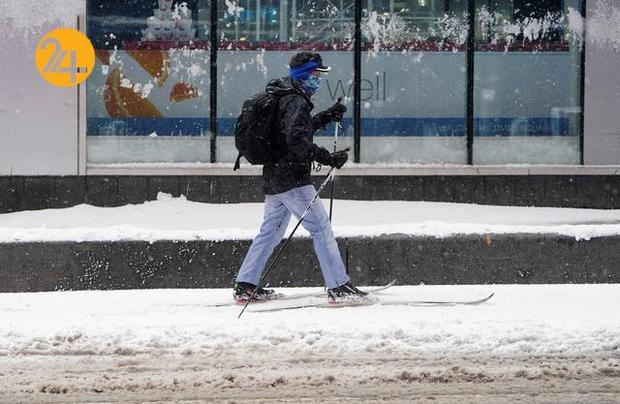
[262,77,331,195]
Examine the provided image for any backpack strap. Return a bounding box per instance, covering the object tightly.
[233,153,242,171]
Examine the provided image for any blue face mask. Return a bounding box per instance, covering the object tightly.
[301,74,321,94]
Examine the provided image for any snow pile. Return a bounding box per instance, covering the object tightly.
[1,193,620,242]
[0,284,618,359]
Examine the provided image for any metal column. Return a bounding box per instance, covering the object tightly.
[354,0,362,163]
[466,0,475,165]
[210,0,218,162]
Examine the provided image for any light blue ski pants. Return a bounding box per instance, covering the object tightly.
[235,184,350,289]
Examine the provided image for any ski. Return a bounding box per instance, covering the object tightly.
[379,292,495,307]
[207,279,397,308]
[249,292,495,313]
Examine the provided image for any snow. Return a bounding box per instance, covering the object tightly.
[1,193,620,242]
[0,284,619,400]
[2,195,619,400]
[224,0,244,17]
[0,284,617,358]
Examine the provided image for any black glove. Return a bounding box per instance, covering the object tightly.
[313,98,347,129]
[322,98,347,123]
[314,147,332,166]
[314,147,349,169]
[329,149,349,169]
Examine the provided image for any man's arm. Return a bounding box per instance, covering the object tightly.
[311,113,328,131]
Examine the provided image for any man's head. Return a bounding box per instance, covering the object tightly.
[288,52,331,72]
[288,52,330,95]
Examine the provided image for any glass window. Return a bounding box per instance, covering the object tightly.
[85,0,584,167]
[360,0,468,164]
[473,0,583,164]
[216,0,354,163]
[86,0,211,164]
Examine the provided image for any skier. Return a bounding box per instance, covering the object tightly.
[233,52,368,304]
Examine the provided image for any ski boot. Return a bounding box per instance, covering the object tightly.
[327,282,369,304]
[233,282,278,303]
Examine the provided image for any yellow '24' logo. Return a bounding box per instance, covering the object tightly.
[35,28,95,87]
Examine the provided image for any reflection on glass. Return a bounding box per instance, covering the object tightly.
[86,0,211,164]
[360,0,468,163]
[216,0,354,163]
[473,0,583,164]
[84,0,584,166]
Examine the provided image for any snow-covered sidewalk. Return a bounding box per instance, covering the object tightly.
[1,284,619,401]
[3,284,618,358]
[2,193,620,242]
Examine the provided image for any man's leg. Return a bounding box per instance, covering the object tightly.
[277,185,350,289]
[235,195,291,286]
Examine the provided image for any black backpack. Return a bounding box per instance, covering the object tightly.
[233,91,282,171]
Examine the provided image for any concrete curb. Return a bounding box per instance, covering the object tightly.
[1,234,618,292]
[3,175,620,213]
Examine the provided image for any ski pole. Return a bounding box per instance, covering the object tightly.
[328,97,343,222]
[328,121,341,222]
[238,167,337,319]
